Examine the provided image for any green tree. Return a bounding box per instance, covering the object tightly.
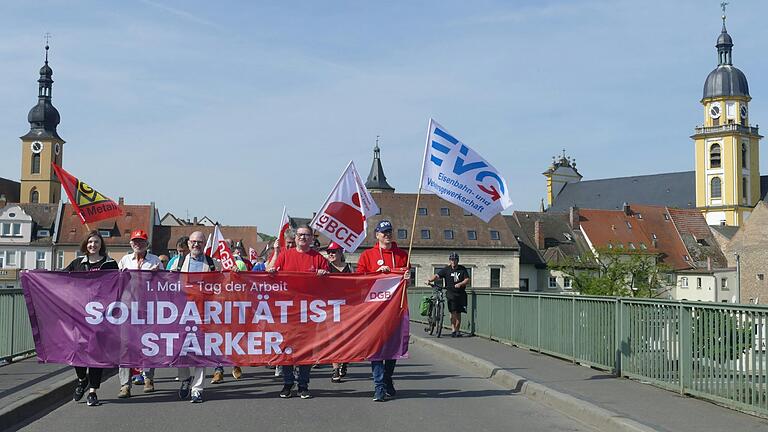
[549,247,672,298]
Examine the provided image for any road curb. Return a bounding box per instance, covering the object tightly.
[411,334,657,432]
[0,374,76,430]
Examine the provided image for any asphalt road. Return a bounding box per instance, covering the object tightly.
[15,343,594,432]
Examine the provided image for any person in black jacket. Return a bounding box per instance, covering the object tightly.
[64,230,119,406]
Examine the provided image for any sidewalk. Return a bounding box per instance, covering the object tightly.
[0,357,116,430]
[412,332,768,432]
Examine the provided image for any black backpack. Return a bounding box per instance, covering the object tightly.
[175,254,216,272]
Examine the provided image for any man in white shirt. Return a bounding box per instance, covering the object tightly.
[117,229,162,398]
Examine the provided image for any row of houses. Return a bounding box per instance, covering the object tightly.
[0,197,262,289]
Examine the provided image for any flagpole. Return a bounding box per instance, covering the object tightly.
[401,119,434,308]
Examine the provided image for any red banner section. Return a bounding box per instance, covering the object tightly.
[21,270,409,368]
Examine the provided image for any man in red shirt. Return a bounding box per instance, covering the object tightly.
[267,225,328,399]
[356,220,409,401]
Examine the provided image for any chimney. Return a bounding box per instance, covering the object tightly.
[118,196,124,205]
[534,220,544,249]
[707,256,712,271]
[569,206,579,230]
[193,217,198,225]
[622,202,631,216]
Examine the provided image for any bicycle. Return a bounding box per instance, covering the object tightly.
[424,282,446,338]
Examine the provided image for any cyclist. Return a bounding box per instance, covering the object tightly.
[426,252,470,337]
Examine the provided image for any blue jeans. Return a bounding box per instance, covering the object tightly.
[371,360,396,391]
[283,365,310,389]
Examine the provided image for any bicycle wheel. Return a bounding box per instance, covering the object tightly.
[428,300,437,335]
[435,300,444,338]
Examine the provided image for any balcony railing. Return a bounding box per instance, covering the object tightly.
[693,124,761,136]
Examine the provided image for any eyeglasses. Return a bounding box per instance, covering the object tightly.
[327,250,339,254]
[296,233,312,238]
[189,240,204,244]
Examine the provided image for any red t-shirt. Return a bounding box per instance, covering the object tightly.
[274,248,329,272]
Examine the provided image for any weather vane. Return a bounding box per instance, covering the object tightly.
[44,32,51,47]
[721,2,728,20]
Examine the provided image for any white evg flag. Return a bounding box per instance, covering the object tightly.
[420,119,512,222]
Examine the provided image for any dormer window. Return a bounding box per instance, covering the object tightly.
[98,229,112,238]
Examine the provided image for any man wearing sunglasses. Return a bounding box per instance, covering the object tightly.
[268,225,328,399]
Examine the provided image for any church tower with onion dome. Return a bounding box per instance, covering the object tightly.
[20,42,64,204]
[692,4,761,226]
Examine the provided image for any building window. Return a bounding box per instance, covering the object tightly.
[696,277,702,289]
[490,268,501,288]
[443,230,454,240]
[742,177,748,201]
[31,153,41,174]
[564,277,572,289]
[758,274,765,281]
[467,230,477,240]
[628,242,635,250]
[519,278,529,292]
[409,267,416,287]
[711,177,722,199]
[490,230,500,240]
[421,229,430,239]
[1,224,9,236]
[35,251,46,269]
[709,144,721,168]
[721,278,728,290]
[549,276,558,288]
[463,209,472,216]
[0,253,3,268]
[742,143,748,168]
[30,188,39,203]
[681,277,688,288]
[440,207,450,216]
[626,221,632,229]
[56,251,64,269]
[5,251,16,267]
[417,208,428,216]
[397,229,407,240]
[12,223,21,237]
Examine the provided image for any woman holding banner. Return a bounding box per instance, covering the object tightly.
[64,230,119,407]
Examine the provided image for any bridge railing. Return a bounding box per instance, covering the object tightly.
[407,288,768,417]
[0,289,35,361]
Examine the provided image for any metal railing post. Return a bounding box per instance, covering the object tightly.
[537,295,542,352]
[572,296,576,363]
[679,303,691,396]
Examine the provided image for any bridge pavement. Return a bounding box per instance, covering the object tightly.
[7,341,595,432]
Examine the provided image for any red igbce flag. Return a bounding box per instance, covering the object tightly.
[52,163,122,224]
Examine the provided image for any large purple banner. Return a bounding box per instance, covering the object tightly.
[21,270,409,367]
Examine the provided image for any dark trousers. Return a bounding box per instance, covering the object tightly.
[283,365,311,390]
[74,367,103,389]
[371,360,396,391]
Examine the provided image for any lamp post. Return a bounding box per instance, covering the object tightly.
[734,253,741,303]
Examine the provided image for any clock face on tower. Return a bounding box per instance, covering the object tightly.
[741,105,748,119]
[31,141,43,154]
[709,104,721,119]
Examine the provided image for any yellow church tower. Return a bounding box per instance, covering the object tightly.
[692,6,761,226]
[19,43,64,204]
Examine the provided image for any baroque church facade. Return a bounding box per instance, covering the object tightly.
[545,11,766,227]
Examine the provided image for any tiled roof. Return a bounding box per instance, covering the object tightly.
[152,225,261,256]
[710,225,739,240]
[57,203,154,246]
[579,205,689,269]
[551,171,768,213]
[668,208,728,269]
[506,211,592,267]
[0,177,21,203]
[0,202,59,245]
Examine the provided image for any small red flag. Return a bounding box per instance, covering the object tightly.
[52,163,122,224]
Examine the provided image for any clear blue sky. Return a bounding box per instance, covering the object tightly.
[2,1,767,232]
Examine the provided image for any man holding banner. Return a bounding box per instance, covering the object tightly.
[268,225,329,399]
[116,229,163,398]
[356,220,409,402]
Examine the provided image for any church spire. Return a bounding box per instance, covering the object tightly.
[365,136,395,193]
[716,2,733,65]
[22,36,62,141]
